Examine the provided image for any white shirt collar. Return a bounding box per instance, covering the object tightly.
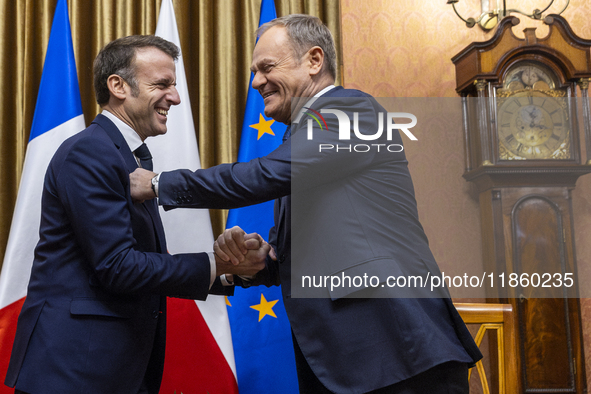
[101,110,143,152]
[292,85,336,124]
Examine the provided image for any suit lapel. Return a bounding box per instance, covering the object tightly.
[92,114,139,173]
[92,114,167,254]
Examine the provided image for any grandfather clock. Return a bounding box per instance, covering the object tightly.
[452,15,591,393]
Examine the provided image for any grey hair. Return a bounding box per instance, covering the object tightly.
[256,14,337,80]
[93,35,179,105]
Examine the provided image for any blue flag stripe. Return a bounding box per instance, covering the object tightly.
[29,0,82,142]
[226,0,299,392]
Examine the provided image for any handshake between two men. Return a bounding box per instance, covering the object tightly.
[213,225,276,279]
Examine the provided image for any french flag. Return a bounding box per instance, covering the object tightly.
[0,0,85,391]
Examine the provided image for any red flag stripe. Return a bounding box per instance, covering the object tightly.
[0,298,25,393]
[160,298,238,393]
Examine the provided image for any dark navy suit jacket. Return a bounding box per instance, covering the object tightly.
[5,114,228,394]
[158,87,482,393]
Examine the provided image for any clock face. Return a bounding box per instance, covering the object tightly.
[496,62,572,160]
[497,93,570,160]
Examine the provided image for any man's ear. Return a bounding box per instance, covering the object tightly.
[106,74,128,100]
[307,46,324,76]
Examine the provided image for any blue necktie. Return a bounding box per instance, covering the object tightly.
[134,143,153,171]
[282,125,292,142]
[133,143,162,251]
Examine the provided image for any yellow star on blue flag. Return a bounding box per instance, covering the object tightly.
[250,293,279,322]
[250,114,275,140]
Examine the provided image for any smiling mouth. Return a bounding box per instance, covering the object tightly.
[156,108,169,116]
[262,91,276,99]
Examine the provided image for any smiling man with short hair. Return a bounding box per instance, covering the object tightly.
[131,16,482,394]
[6,35,267,394]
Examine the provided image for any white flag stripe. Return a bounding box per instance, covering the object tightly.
[152,0,237,378]
[152,0,212,253]
[0,114,85,310]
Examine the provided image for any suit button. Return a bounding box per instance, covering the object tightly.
[153,310,160,319]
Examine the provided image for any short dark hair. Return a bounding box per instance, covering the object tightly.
[93,35,179,105]
[256,14,337,80]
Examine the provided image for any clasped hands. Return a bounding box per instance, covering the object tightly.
[215,226,277,278]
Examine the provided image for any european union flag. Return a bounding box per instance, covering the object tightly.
[225,0,298,392]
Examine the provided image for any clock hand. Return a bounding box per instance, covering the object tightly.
[527,108,536,118]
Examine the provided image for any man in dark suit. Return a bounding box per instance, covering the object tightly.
[5,35,268,394]
[130,16,482,394]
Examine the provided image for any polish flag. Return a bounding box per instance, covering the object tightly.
[150,1,238,392]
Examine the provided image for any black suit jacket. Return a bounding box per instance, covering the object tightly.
[159,87,482,393]
[6,114,229,394]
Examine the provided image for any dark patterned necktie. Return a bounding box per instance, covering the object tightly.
[134,143,153,171]
[282,125,292,142]
[134,143,162,250]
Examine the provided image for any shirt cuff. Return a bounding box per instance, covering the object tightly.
[208,252,216,289]
[221,274,234,286]
[153,173,161,197]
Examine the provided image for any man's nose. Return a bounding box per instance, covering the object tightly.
[168,86,181,106]
[251,71,266,91]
